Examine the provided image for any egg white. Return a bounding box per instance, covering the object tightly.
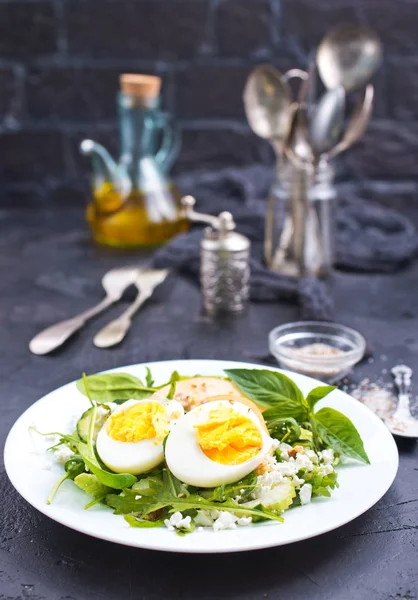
[96,398,184,475]
[165,399,272,487]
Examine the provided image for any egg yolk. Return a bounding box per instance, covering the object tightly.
[195,406,263,465]
[106,402,168,443]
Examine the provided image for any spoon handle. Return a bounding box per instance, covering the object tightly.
[29,296,114,355]
[93,290,152,349]
[391,364,413,421]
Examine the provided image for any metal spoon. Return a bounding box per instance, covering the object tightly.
[310,86,345,156]
[317,24,382,92]
[29,266,140,355]
[93,268,170,349]
[282,106,323,276]
[327,83,374,160]
[386,365,418,438]
[243,65,292,155]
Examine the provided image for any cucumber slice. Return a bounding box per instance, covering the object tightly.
[77,406,110,442]
[77,407,94,442]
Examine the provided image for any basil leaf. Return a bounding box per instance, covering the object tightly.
[76,373,156,403]
[306,386,336,410]
[225,368,304,408]
[263,402,308,422]
[313,408,370,464]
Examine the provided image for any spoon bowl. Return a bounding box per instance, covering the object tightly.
[243,65,292,154]
[310,86,345,156]
[317,24,382,93]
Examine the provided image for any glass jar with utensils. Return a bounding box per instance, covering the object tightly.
[265,158,336,278]
[243,24,381,279]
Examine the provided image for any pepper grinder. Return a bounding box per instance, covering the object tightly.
[181,196,251,315]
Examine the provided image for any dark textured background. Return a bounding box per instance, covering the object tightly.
[1,0,418,209]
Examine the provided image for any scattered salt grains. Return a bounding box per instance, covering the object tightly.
[349,377,396,420]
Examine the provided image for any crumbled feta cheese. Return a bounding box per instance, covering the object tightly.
[279,442,292,460]
[96,405,111,428]
[292,475,305,487]
[53,446,74,464]
[318,464,334,476]
[274,462,295,477]
[237,516,252,527]
[294,454,314,472]
[319,449,334,465]
[271,438,280,450]
[213,511,238,531]
[305,449,319,464]
[164,512,192,531]
[194,510,214,527]
[135,495,142,500]
[210,509,220,520]
[299,483,312,505]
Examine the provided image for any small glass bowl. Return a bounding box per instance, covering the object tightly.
[269,321,366,383]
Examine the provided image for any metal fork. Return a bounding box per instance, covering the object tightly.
[93,268,170,348]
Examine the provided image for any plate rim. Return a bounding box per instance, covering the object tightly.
[4,359,399,553]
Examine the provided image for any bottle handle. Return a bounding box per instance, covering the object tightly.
[154,112,181,173]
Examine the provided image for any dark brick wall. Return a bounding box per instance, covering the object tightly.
[1,0,418,207]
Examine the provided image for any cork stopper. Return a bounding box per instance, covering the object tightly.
[120,74,161,98]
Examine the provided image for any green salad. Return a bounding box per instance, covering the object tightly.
[34,368,369,534]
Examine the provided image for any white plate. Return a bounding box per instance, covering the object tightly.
[4,360,399,554]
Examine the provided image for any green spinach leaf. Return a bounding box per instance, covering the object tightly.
[78,442,136,490]
[74,473,113,499]
[76,373,156,403]
[305,386,336,410]
[312,407,370,464]
[225,368,305,410]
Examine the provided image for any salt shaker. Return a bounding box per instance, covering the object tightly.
[181,196,251,315]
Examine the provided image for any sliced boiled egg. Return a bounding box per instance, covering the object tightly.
[165,399,272,488]
[96,398,184,475]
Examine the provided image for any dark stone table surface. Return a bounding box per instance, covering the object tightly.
[0,208,417,600]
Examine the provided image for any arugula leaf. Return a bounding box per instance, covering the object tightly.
[124,515,166,528]
[210,471,257,502]
[74,473,113,499]
[166,371,180,400]
[225,368,305,410]
[305,386,336,410]
[312,408,370,464]
[145,367,154,388]
[46,454,85,504]
[76,373,156,403]
[106,489,283,523]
